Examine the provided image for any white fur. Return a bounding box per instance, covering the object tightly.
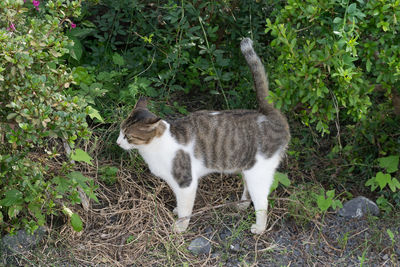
[117,120,283,234]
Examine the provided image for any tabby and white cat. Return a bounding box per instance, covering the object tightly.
[117,38,290,234]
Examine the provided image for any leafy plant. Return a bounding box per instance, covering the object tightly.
[270,172,291,192]
[0,0,97,234]
[316,189,342,213]
[365,155,400,212]
[99,166,119,185]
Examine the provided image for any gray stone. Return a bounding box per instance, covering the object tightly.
[188,236,211,255]
[1,227,46,255]
[230,243,240,252]
[218,227,232,241]
[338,196,380,218]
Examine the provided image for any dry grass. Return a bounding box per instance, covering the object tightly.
[62,162,283,266]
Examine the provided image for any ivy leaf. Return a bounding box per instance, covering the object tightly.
[375,172,391,190]
[317,195,332,212]
[71,149,93,165]
[378,155,399,173]
[388,178,400,192]
[71,213,83,232]
[271,172,290,192]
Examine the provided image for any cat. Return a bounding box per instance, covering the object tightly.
[116,38,290,234]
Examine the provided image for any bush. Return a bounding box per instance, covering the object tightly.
[64,0,280,117]
[266,0,400,203]
[0,0,95,234]
[266,0,399,134]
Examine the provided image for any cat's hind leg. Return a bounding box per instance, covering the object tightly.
[243,153,281,234]
[236,178,251,210]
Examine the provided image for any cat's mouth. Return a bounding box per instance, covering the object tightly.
[116,130,136,150]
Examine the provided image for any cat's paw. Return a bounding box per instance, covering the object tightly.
[236,201,250,211]
[173,219,189,233]
[250,223,266,235]
[173,207,178,215]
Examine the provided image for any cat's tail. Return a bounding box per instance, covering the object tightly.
[240,38,273,114]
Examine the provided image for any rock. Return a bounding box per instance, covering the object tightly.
[188,237,211,255]
[1,227,46,265]
[1,227,46,255]
[230,243,240,252]
[218,227,232,241]
[338,196,380,218]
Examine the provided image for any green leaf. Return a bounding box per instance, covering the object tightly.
[8,205,22,218]
[68,172,99,203]
[387,229,395,243]
[28,203,45,225]
[347,3,357,14]
[366,59,371,72]
[68,36,83,61]
[275,172,291,187]
[53,176,71,194]
[378,155,399,173]
[87,106,104,123]
[365,178,378,191]
[71,213,83,232]
[317,195,332,212]
[68,171,89,187]
[71,149,93,165]
[112,53,125,66]
[0,189,23,206]
[375,172,391,190]
[388,178,400,192]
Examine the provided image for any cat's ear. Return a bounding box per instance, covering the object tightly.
[134,97,148,109]
[144,117,162,130]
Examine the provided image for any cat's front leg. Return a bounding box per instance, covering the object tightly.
[172,181,198,233]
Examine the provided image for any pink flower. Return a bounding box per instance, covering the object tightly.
[32,0,40,10]
[7,23,16,31]
[70,22,77,29]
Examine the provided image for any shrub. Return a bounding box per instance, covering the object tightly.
[0,0,95,234]
[64,0,279,117]
[266,0,400,134]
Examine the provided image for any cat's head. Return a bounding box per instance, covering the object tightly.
[117,98,165,150]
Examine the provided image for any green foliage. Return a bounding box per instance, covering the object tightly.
[71,148,94,166]
[316,189,342,213]
[266,0,400,134]
[99,166,119,185]
[366,155,400,212]
[0,1,97,234]
[66,0,278,118]
[270,172,291,192]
